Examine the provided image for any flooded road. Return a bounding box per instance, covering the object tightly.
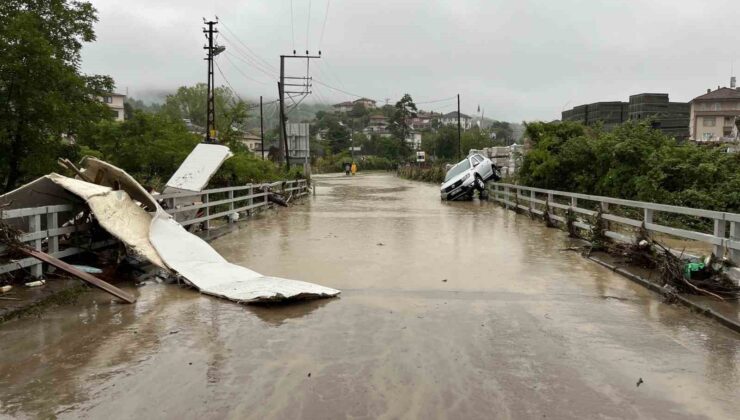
[1,172,739,419]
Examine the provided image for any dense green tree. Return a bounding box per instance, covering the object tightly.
[0,0,114,191]
[519,120,740,214]
[388,94,417,156]
[76,110,200,184]
[160,83,248,142]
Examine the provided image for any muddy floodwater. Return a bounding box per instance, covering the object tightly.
[1,172,739,419]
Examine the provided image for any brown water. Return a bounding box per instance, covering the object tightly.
[0,172,738,419]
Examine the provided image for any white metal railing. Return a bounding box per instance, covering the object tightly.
[490,183,740,263]
[0,179,309,277]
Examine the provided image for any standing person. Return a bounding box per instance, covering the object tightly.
[344,162,351,176]
[351,162,357,176]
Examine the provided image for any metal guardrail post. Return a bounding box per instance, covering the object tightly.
[28,213,43,278]
[570,196,577,209]
[229,190,234,212]
[713,218,726,258]
[530,190,535,212]
[730,221,740,263]
[504,186,509,209]
[601,201,610,231]
[204,193,210,231]
[644,208,653,224]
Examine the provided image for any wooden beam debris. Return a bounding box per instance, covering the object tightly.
[19,247,136,303]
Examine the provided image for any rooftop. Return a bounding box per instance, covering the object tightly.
[692,87,740,102]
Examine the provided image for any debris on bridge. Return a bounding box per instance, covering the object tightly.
[0,149,340,304]
[606,236,740,301]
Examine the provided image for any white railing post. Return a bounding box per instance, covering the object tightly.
[247,185,253,216]
[713,217,726,258]
[600,201,610,231]
[47,211,59,256]
[228,189,234,212]
[29,213,43,278]
[203,193,210,231]
[504,186,509,209]
[530,190,535,212]
[730,221,740,264]
[644,208,653,225]
[570,196,577,209]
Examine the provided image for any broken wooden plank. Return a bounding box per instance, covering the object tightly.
[18,248,136,303]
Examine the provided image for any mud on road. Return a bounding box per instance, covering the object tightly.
[1,173,738,419]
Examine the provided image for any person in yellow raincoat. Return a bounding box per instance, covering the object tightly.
[351,162,357,176]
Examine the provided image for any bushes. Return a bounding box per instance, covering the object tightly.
[520,120,740,214]
[397,165,447,183]
[314,153,396,173]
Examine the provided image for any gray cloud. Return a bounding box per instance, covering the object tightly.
[82,0,740,122]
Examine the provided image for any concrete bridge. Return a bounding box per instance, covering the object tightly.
[0,172,738,419]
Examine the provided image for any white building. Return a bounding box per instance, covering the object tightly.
[440,111,472,130]
[405,131,422,151]
[101,93,126,121]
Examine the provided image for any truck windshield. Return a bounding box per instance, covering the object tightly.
[444,159,471,182]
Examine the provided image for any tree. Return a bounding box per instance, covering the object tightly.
[388,94,418,156]
[76,110,200,184]
[0,0,114,191]
[160,84,248,142]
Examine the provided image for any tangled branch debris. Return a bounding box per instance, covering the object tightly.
[0,220,26,258]
[607,233,739,300]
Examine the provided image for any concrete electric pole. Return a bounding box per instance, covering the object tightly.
[203,19,225,144]
[278,52,320,171]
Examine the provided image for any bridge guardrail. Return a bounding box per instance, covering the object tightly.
[0,179,309,278]
[489,183,740,263]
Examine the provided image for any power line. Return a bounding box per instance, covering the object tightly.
[214,58,244,104]
[223,51,275,84]
[219,34,277,79]
[306,0,312,52]
[415,96,457,105]
[290,0,296,53]
[318,0,331,51]
[218,20,277,72]
[313,79,377,101]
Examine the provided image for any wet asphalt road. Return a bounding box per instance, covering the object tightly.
[0,172,738,419]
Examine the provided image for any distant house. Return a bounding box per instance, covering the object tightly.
[405,131,422,150]
[332,97,377,113]
[332,101,354,113]
[239,132,263,153]
[440,111,472,130]
[689,82,740,142]
[100,93,126,121]
[410,111,440,130]
[363,114,389,135]
[353,97,377,109]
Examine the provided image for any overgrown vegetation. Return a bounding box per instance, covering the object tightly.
[520,120,740,214]
[397,165,447,183]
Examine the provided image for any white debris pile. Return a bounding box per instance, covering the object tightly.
[0,145,340,304]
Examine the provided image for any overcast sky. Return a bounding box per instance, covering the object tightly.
[82,0,739,122]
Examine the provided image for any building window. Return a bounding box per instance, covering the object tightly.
[703,117,716,127]
[703,133,713,141]
[104,96,113,104]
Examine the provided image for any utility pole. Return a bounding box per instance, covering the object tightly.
[260,96,265,159]
[278,81,289,170]
[278,52,320,171]
[203,19,225,144]
[457,93,462,159]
